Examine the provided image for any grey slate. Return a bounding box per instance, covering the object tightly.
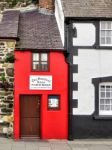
[16,10,64,50]
[61,0,112,18]
[0,10,20,38]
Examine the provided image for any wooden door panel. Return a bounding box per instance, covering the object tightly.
[21,96,40,117]
[20,95,40,138]
[21,118,40,137]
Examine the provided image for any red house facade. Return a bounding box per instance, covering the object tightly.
[13,8,68,139]
[14,51,68,139]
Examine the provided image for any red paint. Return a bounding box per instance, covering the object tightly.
[14,51,68,139]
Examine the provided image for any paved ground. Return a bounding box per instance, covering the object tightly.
[0,138,112,150]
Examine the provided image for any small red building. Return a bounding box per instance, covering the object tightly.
[14,10,68,139]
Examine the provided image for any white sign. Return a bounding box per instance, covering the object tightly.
[30,75,52,90]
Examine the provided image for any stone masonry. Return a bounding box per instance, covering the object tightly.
[0,40,16,136]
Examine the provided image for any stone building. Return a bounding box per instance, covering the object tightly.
[0,10,20,136]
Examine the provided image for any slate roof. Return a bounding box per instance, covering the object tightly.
[0,9,63,50]
[16,10,63,50]
[0,10,20,39]
[61,0,112,18]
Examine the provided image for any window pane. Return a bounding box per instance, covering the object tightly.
[106,86,110,91]
[107,22,111,29]
[106,31,111,36]
[101,86,105,91]
[101,37,105,44]
[105,99,110,104]
[41,62,48,71]
[41,53,48,61]
[106,92,110,98]
[106,37,111,44]
[101,22,106,29]
[41,65,48,71]
[105,105,110,110]
[100,105,104,110]
[33,62,39,70]
[101,92,105,98]
[100,99,105,104]
[101,31,105,37]
[33,53,39,61]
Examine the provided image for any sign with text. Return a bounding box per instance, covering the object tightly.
[30,75,52,90]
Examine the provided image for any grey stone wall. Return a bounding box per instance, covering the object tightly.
[0,40,16,137]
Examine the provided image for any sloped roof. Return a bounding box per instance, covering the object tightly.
[16,10,64,50]
[61,0,112,18]
[0,10,20,39]
[0,9,64,50]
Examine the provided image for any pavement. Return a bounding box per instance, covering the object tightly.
[0,138,112,150]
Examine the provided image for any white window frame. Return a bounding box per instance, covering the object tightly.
[100,21,112,46]
[99,82,112,115]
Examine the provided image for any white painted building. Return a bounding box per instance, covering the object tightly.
[56,0,112,139]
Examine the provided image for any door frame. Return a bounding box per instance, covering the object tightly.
[19,94,41,138]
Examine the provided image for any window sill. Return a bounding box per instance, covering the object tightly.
[95,46,112,49]
[93,115,112,120]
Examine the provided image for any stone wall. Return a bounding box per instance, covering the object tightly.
[0,40,16,137]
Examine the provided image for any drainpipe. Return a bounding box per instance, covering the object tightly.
[65,20,74,140]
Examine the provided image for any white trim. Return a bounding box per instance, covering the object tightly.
[55,0,64,46]
[73,56,78,64]
[73,91,78,99]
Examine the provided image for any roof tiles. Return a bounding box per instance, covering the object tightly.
[61,0,112,18]
[0,9,64,50]
[17,10,64,50]
[0,10,20,38]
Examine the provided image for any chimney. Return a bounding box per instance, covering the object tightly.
[39,0,55,12]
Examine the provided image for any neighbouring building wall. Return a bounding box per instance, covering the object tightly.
[68,22,112,138]
[73,49,112,115]
[71,48,112,138]
[73,23,96,46]
[0,40,16,136]
[72,22,96,115]
[55,0,64,46]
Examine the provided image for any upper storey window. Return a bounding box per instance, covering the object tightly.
[32,53,49,71]
[99,83,112,115]
[100,21,112,46]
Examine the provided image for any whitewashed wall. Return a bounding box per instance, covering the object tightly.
[73,23,96,46]
[73,49,112,115]
[55,0,64,46]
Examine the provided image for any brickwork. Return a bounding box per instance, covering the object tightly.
[0,40,16,136]
[39,0,54,10]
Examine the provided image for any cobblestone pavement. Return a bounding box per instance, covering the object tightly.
[0,138,112,150]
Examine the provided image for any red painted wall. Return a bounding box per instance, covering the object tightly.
[14,51,68,139]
